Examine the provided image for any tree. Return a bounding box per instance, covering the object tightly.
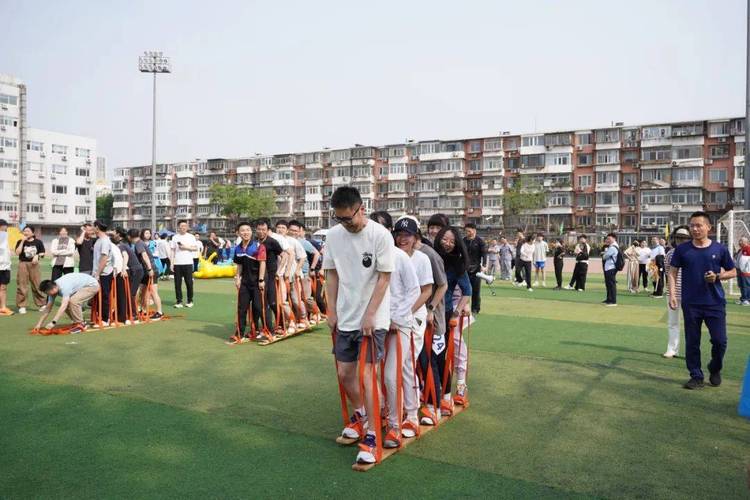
[96,193,113,225]
[503,180,545,233]
[209,184,276,229]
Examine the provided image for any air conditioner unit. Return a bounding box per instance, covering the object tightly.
[62,156,67,162]
[718,137,728,143]
[40,152,46,158]
[672,161,678,167]
[86,159,91,164]
[0,104,7,110]
[672,204,682,211]
[38,214,45,219]
[12,191,18,197]
[11,170,16,176]
[0,126,5,131]
[576,145,583,151]
[0,147,4,153]
[720,181,728,187]
[628,205,635,212]
[50,175,56,179]
[40,193,46,199]
[705,159,713,165]
[86,179,92,184]
[642,204,650,210]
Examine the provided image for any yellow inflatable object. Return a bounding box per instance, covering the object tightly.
[193,252,236,279]
[8,227,22,251]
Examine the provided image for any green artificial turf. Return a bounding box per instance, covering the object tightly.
[1,272,749,499]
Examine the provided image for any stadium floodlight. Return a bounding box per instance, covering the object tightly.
[138,51,171,231]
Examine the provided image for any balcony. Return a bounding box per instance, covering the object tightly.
[418,151,465,161]
[176,170,195,179]
[113,201,130,209]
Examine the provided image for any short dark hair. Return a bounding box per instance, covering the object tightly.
[82,222,93,228]
[236,221,252,231]
[427,214,449,228]
[370,211,393,230]
[330,186,362,209]
[177,220,188,226]
[607,232,617,240]
[275,220,288,229]
[115,228,128,240]
[93,220,107,232]
[24,225,34,232]
[690,211,711,224]
[127,228,140,238]
[255,217,271,229]
[464,222,477,230]
[578,235,587,241]
[40,280,56,294]
[288,220,304,230]
[0,219,7,227]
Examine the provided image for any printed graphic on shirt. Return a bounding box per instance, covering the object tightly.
[362,252,372,268]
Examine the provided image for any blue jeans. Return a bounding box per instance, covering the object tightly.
[738,274,750,301]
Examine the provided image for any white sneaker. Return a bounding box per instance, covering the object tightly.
[564,285,574,290]
[174,303,184,309]
[742,300,750,306]
[18,307,26,314]
[605,303,618,307]
[527,288,533,292]
[185,302,194,308]
[577,289,584,292]
[532,281,539,287]
[92,321,110,329]
[662,351,677,358]
[736,300,744,305]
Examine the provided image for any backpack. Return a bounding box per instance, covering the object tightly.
[615,247,625,272]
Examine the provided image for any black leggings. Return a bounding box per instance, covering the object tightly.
[237,281,264,336]
[418,326,453,407]
[639,264,648,289]
[51,265,74,282]
[522,261,532,288]
[554,259,563,288]
[569,262,588,290]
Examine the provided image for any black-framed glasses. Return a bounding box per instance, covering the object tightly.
[331,203,362,224]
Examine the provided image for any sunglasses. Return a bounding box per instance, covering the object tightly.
[332,204,361,225]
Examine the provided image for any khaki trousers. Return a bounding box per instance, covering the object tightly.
[16,261,45,308]
[67,285,100,324]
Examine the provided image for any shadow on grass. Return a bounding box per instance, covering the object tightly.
[559,340,659,358]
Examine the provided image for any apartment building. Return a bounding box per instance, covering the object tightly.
[112,116,745,238]
[0,74,98,240]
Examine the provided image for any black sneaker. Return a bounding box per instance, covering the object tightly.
[709,372,722,387]
[150,312,163,321]
[683,378,705,390]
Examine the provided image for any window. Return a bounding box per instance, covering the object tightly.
[26,141,43,151]
[596,150,619,164]
[483,197,502,208]
[671,189,702,205]
[484,138,501,151]
[578,175,592,187]
[672,123,703,136]
[177,191,191,200]
[0,180,17,192]
[52,164,67,174]
[547,193,570,207]
[576,194,592,207]
[640,190,670,204]
[0,159,17,170]
[706,191,728,204]
[419,142,439,155]
[26,204,43,213]
[672,146,702,160]
[469,197,481,208]
[0,202,18,212]
[709,145,729,159]
[545,133,572,146]
[642,126,671,139]
[521,154,545,168]
[616,174,635,189]
[469,141,481,152]
[641,213,670,227]
[75,187,90,196]
[595,129,620,143]
[641,168,671,183]
[75,148,91,158]
[641,147,671,161]
[596,192,618,205]
[389,181,406,192]
[468,160,481,172]
[709,169,728,183]
[467,179,482,190]
[52,185,67,194]
[576,216,593,227]
[75,167,90,177]
[623,193,636,205]
[0,94,18,105]
[546,153,570,166]
[709,122,730,137]
[577,153,592,166]
[52,205,67,214]
[672,168,702,183]
[483,158,502,171]
[506,157,519,170]
[596,171,619,185]
[75,206,90,216]
[0,137,18,148]
[576,132,592,145]
[503,137,519,150]
[596,214,618,227]
[522,135,544,147]
[736,143,746,157]
[389,163,406,175]
[51,144,67,155]
[622,214,637,228]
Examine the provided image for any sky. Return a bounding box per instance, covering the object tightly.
[2,0,746,172]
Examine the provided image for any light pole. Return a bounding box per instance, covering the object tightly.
[138,51,171,231]
[745,0,750,208]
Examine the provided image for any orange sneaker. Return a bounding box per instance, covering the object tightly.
[419,406,437,426]
[342,412,364,440]
[440,398,454,417]
[383,427,401,449]
[0,308,14,316]
[454,384,468,406]
[401,420,419,438]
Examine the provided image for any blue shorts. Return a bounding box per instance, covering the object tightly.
[534,261,545,269]
[333,329,386,363]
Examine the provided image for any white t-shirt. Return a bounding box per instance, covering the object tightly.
[171,233,198,266]
[155,239,170,259]
[322,221,395,332]
[110,241,125,274]
[650,245,665,260]
[0,232,10,271]
[637,247,651,265]
[286,235,306,275]
[390,247,420,328]
[193,239,204,259]
[520,243,535,262]
[533,240,548,262]
[409,249,434,322]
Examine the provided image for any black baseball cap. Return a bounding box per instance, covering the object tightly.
[394,216,419,235]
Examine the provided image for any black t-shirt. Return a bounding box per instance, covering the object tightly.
[260,237,283,275]
[205,238,222,258]
[309,239,323,271]
[16,238,45,262]
[133,240,155,271]
[76,238,96,272]
[119,242,142,272]
[464,236,486,273]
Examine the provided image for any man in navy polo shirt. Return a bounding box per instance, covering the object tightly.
[668,211,736,390]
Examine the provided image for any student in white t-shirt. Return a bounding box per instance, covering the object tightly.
[532,234,549,287]
[192,232,204,272]
[392,215,435,440]
[275,220,307,332]
[323,187,394,466]
[170,220,199,308]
